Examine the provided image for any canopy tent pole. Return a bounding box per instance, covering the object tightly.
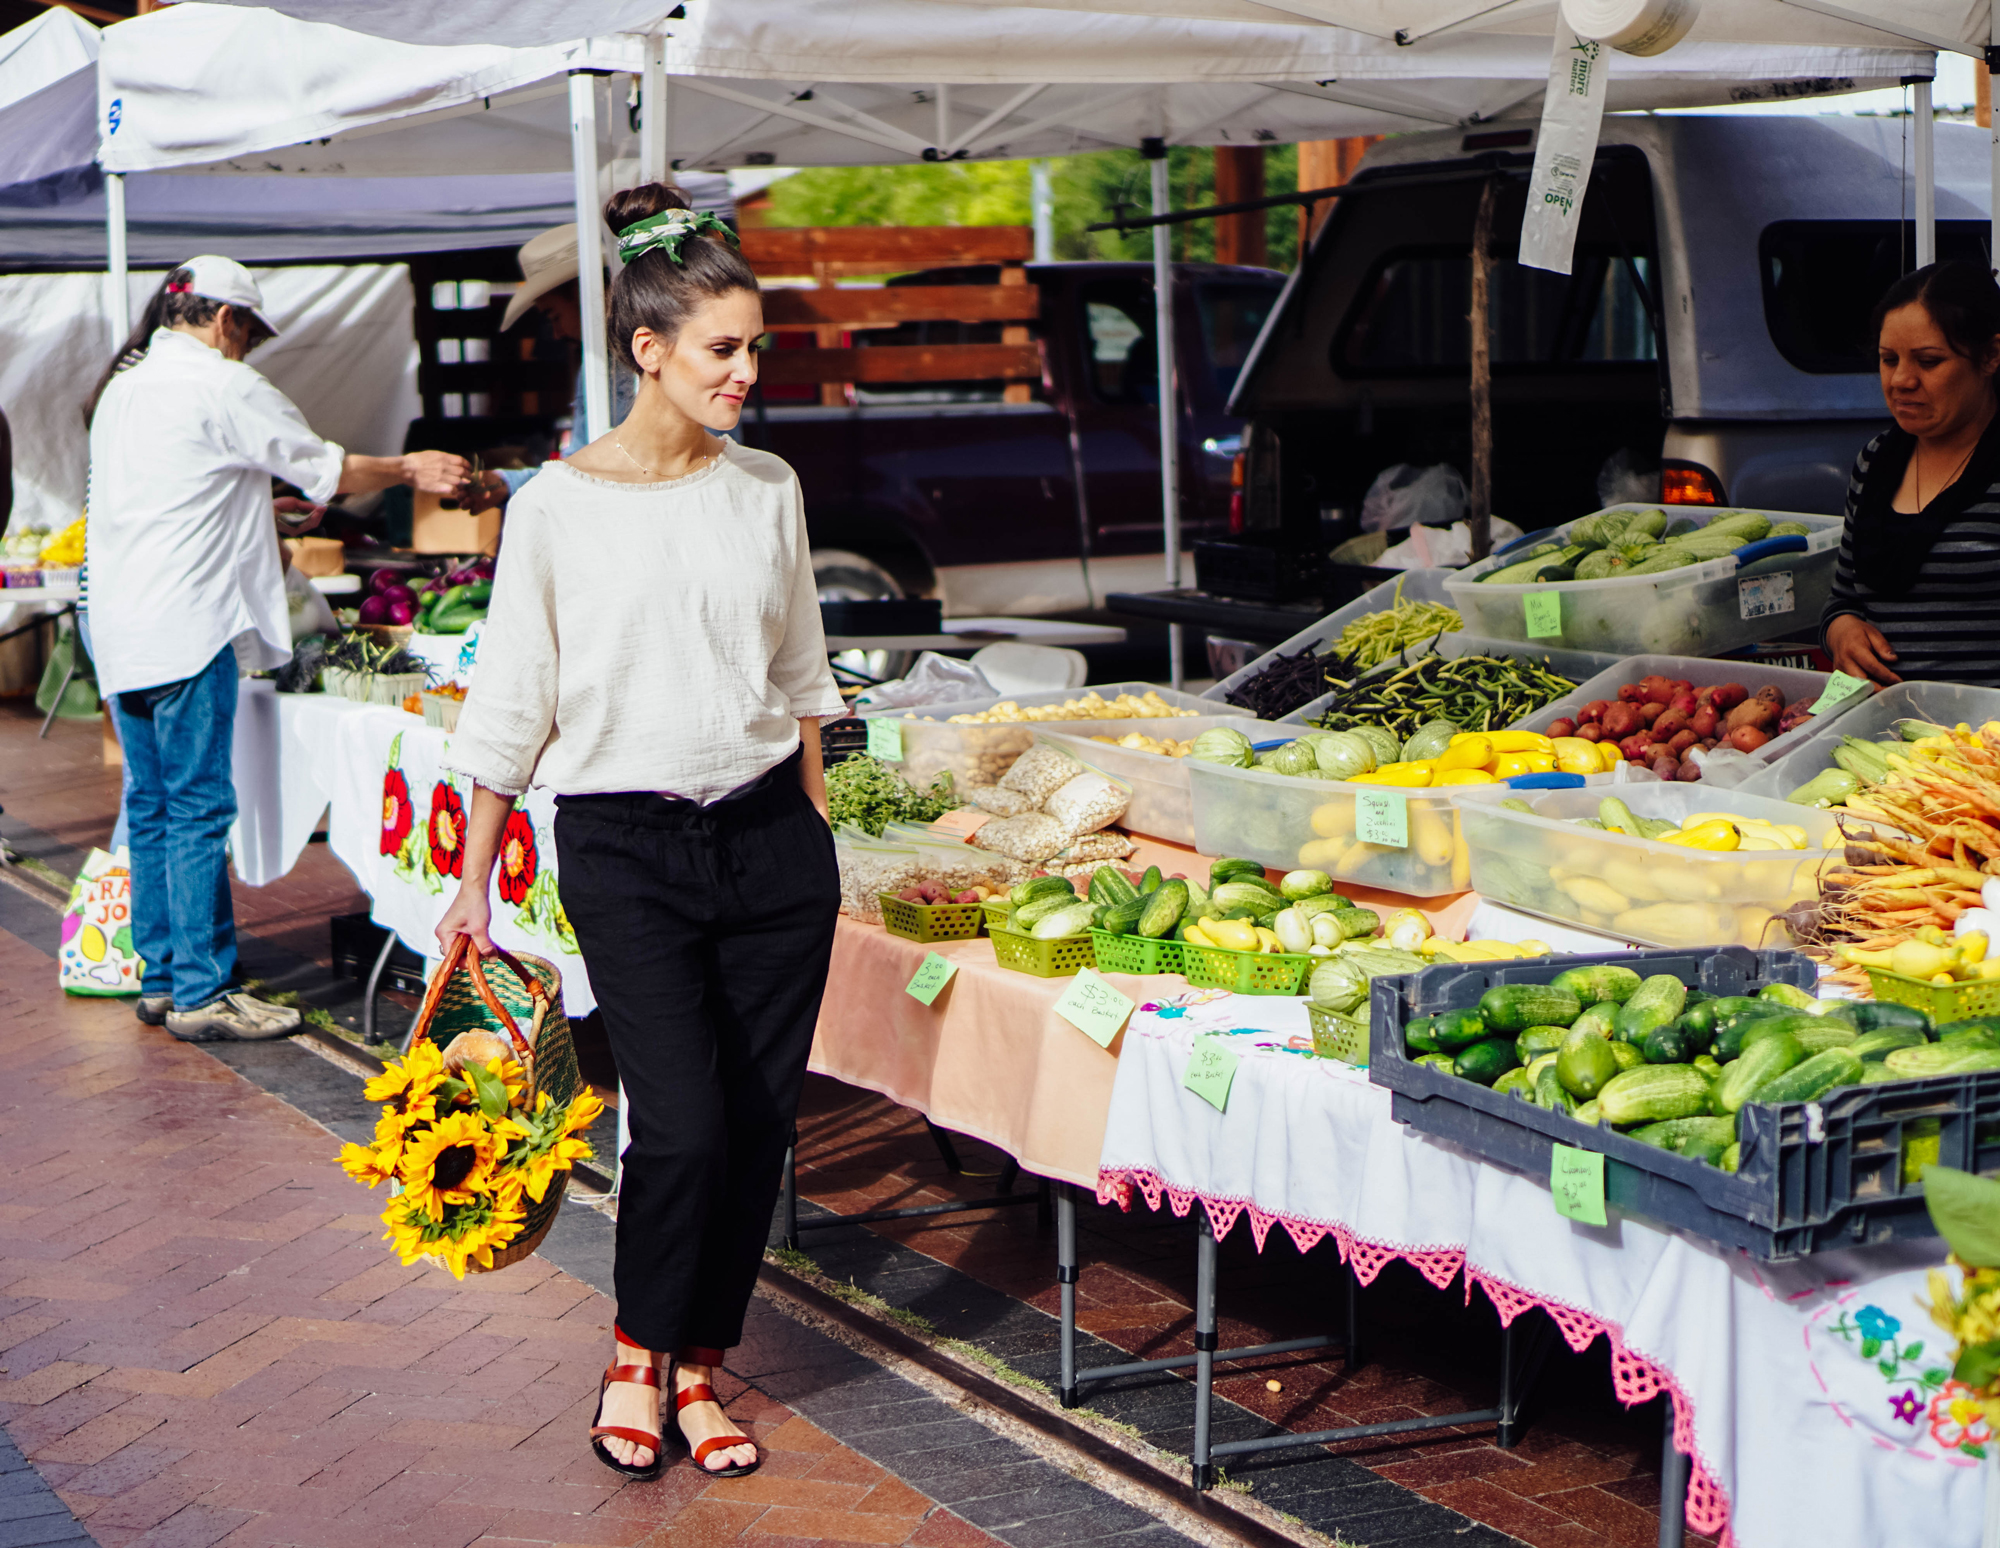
[640,34,668,185]
[1910,69,1936,267]
[105,171,130,342]
[570,68,612,445]
[1145,135,1182,689]
[1032,160,1054,262]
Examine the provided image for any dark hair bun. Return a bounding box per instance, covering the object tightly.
[603,182,691,235]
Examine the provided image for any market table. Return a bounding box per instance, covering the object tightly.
[1092,996,1982,1548]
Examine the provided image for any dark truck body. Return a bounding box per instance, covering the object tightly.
[740,259,1284,616]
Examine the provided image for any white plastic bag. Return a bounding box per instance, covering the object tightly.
[852,652,994,711]
[1359,463,1468,533]
[1377,517,1526,570]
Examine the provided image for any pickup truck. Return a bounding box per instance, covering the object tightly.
[1229,116,1991,543]
[740,258,1285,616]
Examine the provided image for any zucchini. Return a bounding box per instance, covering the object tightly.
[1014,893,1078,928]
[1744,1048,1865,1108]
[1454,1037,1519,1086]
[1848,1001,1932,1035]
[1756,982,1819,1012]
[1534,1062,1577,1114]
[1515,1025,1571,1065]
[1010,875,1075,908]
[1859,1061,1906,1084]
[1208,858,1267,887]
[1571,1000,1621,1041]
[1549,964,1643,1004]
[1478,984,1583,1034]
[1642,1017,1702,1066]
[1492,1066,1536,1099]
[1609,1041,1645,1072]
[1102,898,1147,936]
[1091,867,1138,907]
[1555,1030,1620,1099]
[1853,1026,1927,1062]
[1598,1065,1712,1126]
[1715,1031,1806,1113]
[1432,1008,1490,1052]
[1630,1115,1736,1155]
[1136,880,1189,939]
[1139,865,1163,895]
[1403,1016,1440,1055]
[1030,902,1097,940]
[1613,975,1687,1045]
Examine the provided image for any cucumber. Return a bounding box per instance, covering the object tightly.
[1010,875,1075,908]
[1102,898,1147,936]
[1136,880,1189,939]
[1677,1001,1720,1041]
[1328,908,1381,940]
[1736,1015,1831,1057]
[1432,1008,1490,1052]
[1534,1062,1577,1114]
[1859,1061,1906,1084]
[1853,1026,1927,1062]
[1848,1001,1932,1035]
[1743,1047,1865,1108]
[1884,1043,2000,1077]
[1757,982,1819,1011]
[1415,1053,1457,1073]
[1453,1037,1519,1086]
[1939,1018,2000,1050]
[1478,984,1583,1034]
[1715,1031,1806,1113]
[1630,1115,1736,1154]
[1014,894,1077,928]
[1208,858,1267,887]
[1090,867,1138,907]
[1715,1007,1813,1061]
[1642,1017,1702,1066]
[1139,865,1163,895]
[1555,1030,1620,1099]
[1609,1040,1645,1071]
[1492,1066,1536,1099]
[1598,1065,1712,1126]
[1793,1021,1860,1056]
[1211,880,1285,914]
[1613,975,1687,1045]
[1515,1025,1571,1065]
[1574,1100,1603,1126]
[1720,1142,1741,1173]
[1571,1000,1621,1041]
[1549,964,1643,1004]
[1030,902,1097,940]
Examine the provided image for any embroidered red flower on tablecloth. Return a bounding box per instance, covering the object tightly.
[1929,1381,1995,1453]
[380,768,414,856]
[497,808,538,905]
[428,782,466,879]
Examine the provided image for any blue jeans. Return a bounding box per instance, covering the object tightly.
[75,611,130,855]
[114,646,239,1007]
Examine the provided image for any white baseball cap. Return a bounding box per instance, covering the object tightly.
[171,254,280,337]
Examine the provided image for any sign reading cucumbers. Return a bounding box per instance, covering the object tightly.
[1550,1142,1607,1227]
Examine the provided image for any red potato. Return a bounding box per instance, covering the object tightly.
[1618,683,1647,704]
[1601,702,1643,738]
[1727,724,1772,753]
[1575,723,1604,742]
[1670,679,1693,696]
[1581,699,1612,723]
[1638,675,1675,705]
[1698,738,1718,751]
[1547,718,1577,738]
[1708,683,1750,715]
[898,886,926,902]
[1694,684,1717,705]
[1651,754,1681,781]
[1668,689,1698,717]
[1725,697,1780,734]
[1638,701,1666,725]
[1665,729,1699,758]
[1689,705,1720,739]
[1778,699,1816,733]
[1652,708,1689,739]
[952,889,980,904]
[1619,734,1655,762]
[1677,759,1705,782]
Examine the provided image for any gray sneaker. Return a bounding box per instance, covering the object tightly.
[136,996,172,1026]
[166,992,302,1043]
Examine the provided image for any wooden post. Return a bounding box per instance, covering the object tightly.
[1000,264,1032,405]
[1979,61,1992,130]
[1295,137,1381,253]
[1468,178,1496,562]
[1213,146,1266,267]
[813,260,845,409]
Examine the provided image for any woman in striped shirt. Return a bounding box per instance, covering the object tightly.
[1823,261,2000,688]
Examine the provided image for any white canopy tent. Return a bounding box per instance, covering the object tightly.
[0,7,97,197]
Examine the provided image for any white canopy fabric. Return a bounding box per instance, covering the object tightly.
[99,1,1930,178]
[0,8,99,196]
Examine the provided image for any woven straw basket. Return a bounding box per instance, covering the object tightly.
[408,937,582,1273]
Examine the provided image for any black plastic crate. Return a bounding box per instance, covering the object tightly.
[330,913,430,998]
[1192,535,1326,605]
[819,598,943,636]
[820,716,870,768]
[1369,946,2000,1259]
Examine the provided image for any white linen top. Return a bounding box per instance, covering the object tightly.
[85,329,343,698]
[444,445,847,803]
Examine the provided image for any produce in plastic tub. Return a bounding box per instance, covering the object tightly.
[1280,634,1624,729]
[1737,680,2000,804]
[1039,714,1277,845]
[1444,504,1843,658]
[1456,784,1846,948]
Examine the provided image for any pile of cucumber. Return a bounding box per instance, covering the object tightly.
[995,865,1194,941]
[1402,964,2000,1171]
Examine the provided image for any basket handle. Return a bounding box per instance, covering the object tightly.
[414,936,549,1062]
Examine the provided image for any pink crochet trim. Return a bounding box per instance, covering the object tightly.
[1098,1164,1735,1544]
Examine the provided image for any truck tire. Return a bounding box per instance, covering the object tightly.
[813,549,913,682]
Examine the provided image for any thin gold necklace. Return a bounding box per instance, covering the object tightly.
[1915,435,1977,509]
[613,435,722,480]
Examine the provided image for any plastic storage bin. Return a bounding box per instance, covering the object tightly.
[1515,654,1875,770]
[1089,929,1185,976]
[989,924,1096,977]
[1280,632,1627,728]
[1368,948,2000,1259]
[1737,680,2000,802]
[1201,570,1459,709]
[1444,505,1842,658]
[1863,966,2000,1022]
[1179,940,1313,995]
[1456,782,1845,948]
[878,894,985,944]
[860,681,1211,789]
[1040,715,1279,845]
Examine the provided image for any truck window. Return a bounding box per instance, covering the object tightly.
[1198,282,1280,398]
[1082,282,1156,403]
[1761,220,1993,373]
[1335,248,1657,375]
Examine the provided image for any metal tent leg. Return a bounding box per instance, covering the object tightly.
[782,1124,800,1251]
[1190,1212,1218,1490]
[1057,1183,1079,1407]
[1497,1313,1556,1449]
[1658,1395,1688,1548]
[359,930,394,1049]
[1345,1259,1362,1373]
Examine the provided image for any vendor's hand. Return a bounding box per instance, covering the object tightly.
[273,496,323,534]
[401,450,471,497]
[1826,613,1903,687]
[462,470,511,514]
[437,878,495,957]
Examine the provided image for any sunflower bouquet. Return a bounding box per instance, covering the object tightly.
[341,1034,604,1278]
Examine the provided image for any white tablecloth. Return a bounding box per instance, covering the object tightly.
[1095,994,1984,1548]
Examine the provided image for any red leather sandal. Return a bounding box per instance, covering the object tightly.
[670,1377,760,1478]
[589,1358,665,1481]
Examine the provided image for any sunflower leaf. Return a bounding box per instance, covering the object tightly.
[464,1061,509,1119]
[432,1076,469,1104]
[1922,1165,2000,1267]
[1955,1339,2000,1390]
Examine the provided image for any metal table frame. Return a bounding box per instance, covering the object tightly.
[780,1118,1051,1250]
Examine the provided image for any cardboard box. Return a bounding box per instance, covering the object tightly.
[282,535,346,576]
[410,493,499,555]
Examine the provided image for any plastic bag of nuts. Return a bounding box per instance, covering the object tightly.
[1042,771,1128,835]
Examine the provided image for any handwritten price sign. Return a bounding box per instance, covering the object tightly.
[1182,1035,1240,1112]
[1809,670,1870,715]
[1549,1142,1607,1227]
[904,951,958,1006]
[1354,788,1409,849]
[1054,968,1135,1048]
[866,718,904,760]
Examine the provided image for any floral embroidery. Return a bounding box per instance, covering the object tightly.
[380,768,413,857]
[427,782,466,880]
[1827,1306,1950,1422]
[1889,1388,1924,1424]
[1855,1305,1901,1351]
[497,808,538,906]
[1928,1381,1994,1457]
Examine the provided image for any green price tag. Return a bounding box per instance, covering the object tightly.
[1549,1142,1607,1227]
[1808,670,1870,715]
[1354,788,1409,849]
[905,951,957,1006]
[1522,589,1563,639]
[866,718,904,761]
[1182,1034,1240,1112]
[1055,967,1136,1048]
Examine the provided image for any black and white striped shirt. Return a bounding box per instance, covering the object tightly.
[1821,428,2000,687]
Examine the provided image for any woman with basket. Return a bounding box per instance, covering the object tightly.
[437,183,847,1482]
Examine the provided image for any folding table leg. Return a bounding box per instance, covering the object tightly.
[359,931,394,1049]
[1345,1259,1362,1373]
[1191,1214,1218,1491]
[1657,1395,1688,1548]
[781,1124,800,1252]
[1056,1183,1079,1408]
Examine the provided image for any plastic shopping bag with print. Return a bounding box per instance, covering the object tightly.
[59,848,144,995]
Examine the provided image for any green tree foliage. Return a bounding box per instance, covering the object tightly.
[761,145,1300,272]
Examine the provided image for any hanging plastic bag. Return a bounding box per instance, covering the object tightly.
[1359,463,1469,533]
[852,652,994,711]
[58,848,144,995]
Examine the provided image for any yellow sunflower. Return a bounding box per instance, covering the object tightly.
[398,1111,506,1222]
[512,1132,594,1203]
[382,1196,435,1265]
[364,1040,443,1106]
[431,1190,527,1279]
[562,1090,606,1135]
[340,1141,398,1188]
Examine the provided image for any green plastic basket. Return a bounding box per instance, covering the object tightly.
[1089,929,1184,977]
[982,898,1014,933]
[1180,941,1312,996]
[1863,967,2000,1022]
[879,893,985,944]
[1309,1003,1368,1064]
[990,923,1096,978]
